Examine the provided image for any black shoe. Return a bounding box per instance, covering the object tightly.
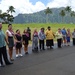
[25,52,28,55]
[32,49,35,52]
[35,49,38,52]
[6,62,13,65]
[50,47,53,49]
[58,46,62,48]
[0,65,5,67]
[43,49,45,50]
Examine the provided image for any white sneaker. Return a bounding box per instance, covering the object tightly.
[16,54,19,58]
[19,54,23,57]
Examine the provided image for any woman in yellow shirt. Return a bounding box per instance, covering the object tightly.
[45,26,55,49]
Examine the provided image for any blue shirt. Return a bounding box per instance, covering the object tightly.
[0,30,6,47]
[61,29,67,35]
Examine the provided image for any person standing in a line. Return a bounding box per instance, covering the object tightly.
[22,29,29,54]
[55,28,63,48]
[6,24,14,61]
[72,29,75,46]
[38,28,46,51]
[27,27,31,40]
[32,29,38,52]
[66,29,71,46]
[45,26,55,49]
[15,29,22,58]
[61,28,67,46]
[0,23,13,67]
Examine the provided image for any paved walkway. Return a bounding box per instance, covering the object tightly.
[0,43,75,75]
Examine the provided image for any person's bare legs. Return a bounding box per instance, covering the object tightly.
[8,47,14,61]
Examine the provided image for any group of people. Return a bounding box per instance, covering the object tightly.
[0,23,75,67]
[0,23,31,67]
[56,28,75,48]
[32,26,75,51]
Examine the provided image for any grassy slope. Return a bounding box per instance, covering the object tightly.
[3,23,75,33]
[2,23,75,42]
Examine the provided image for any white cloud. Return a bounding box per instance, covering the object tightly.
[47,0,75,11]
[47,0,69,8]
[0,0,46,16]
[33,1,46,12]
[0,0,75,16]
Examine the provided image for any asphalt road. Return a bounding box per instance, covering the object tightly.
[0,43,75,75]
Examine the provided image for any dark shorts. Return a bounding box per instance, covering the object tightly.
[46,39,54,46]
[16,43,22,49]
[67,37,70,42]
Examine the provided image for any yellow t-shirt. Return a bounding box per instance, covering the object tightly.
[45,29,54,40]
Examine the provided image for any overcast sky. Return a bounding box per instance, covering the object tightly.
[0,0,74,16]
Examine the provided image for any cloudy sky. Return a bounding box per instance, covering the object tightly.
[0,0,75,16]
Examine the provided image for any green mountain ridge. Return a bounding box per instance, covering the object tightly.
[13,7,75,24]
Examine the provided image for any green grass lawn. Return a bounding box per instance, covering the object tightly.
[2,23,75,43]
[3,23,75,34]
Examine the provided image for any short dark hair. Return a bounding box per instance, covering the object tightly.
[8,24,12,27]
[48,26,51,29]
[16,29,19,33]
[41,27,44,30]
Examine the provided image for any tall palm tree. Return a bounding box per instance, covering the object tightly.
[7,6,15,23]
[7,6,15,15]
[65,6,71,12]
[65,6,72,23]
[59,10,65,23]
[45,7,52,23]
[70,11,75,23]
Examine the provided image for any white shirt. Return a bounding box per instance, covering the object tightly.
[6,30,13,37]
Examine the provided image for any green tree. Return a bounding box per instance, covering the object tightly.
[70,11,75,17]
[65,6,72,23]
[1,12,14,24]
[59,10,65,23]
[1,12,8,23]
[70,11,75,23]
[7,6,15,15]
[7,6,15,23]
[65,6,71,12]
[45,7,52,23]
[7,14,14,23]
